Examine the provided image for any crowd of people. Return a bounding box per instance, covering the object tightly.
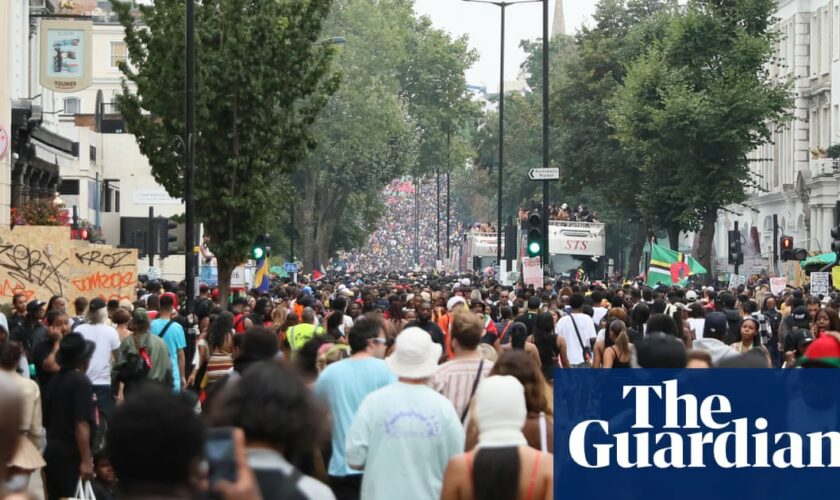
[2,268,840,499]
[345,178,465,273]
[518,203,600,223]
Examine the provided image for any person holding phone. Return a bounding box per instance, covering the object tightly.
[107,384,261,500]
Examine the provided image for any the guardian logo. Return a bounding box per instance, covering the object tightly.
[569,379,840,469]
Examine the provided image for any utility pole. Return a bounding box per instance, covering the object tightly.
[446,129,451,261]
[436,163,441,263]
[148,206,156,267]
[541,0,549,270]
[185,0,197,313]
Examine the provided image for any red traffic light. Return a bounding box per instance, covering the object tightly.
[80,229,90,240]
[780,236,793,249]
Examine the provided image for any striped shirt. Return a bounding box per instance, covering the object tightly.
[204,351,234,388]
[433,357,494,419]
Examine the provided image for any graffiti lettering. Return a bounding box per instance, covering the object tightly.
[74,250,133,269]
[0,244,67,297]
[0,280,36,301]
[72,271,136,293]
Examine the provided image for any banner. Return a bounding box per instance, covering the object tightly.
[728,274,747,290]
[522,257,542,289]
[40,19,93,93]
[769,277,787,295]
[556,369,840,500]
[810,272,830,296]
[0,226,137,303]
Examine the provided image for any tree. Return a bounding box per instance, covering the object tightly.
[112,0,339,304]
[610,0,790,274]
[550,0,676,276]
[293,0,476,272]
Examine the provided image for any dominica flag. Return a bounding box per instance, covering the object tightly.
[646,243,707,286]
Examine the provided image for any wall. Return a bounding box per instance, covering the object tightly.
[0,225,138,303]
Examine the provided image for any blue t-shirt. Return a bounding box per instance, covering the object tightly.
[314,357,395,476]
[150,318,187,392]
[346,383,465,500]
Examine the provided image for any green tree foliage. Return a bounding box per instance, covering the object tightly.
[551,0,675,275]
[294,0,476,272]
[609,0,791,273]
[111,0,338,302]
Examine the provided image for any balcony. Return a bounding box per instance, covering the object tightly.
[809,157,840,178]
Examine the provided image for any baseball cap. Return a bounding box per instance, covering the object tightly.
[703,312,728,340]
[26,300,46,313]
[792,306,809,328]
[798,336,840,368]
[686,290,698,302]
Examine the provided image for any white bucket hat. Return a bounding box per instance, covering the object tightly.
[386,327,442,379]
[447,296,466,311]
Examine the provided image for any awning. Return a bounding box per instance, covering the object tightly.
[31,127,79,157]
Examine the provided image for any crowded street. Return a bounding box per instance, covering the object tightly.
[2,0,840,499]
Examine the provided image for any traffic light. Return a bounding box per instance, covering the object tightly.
[159,217,178,258]
[250,233,270,260]
[727,229,743,265]
[779,236,794,261]
[526,211,542,258]
[832,225,840,253]
[80,228,90,241]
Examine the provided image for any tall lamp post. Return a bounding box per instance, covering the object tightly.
[462,0,541,271]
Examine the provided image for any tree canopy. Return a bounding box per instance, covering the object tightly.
[112,0,339,301]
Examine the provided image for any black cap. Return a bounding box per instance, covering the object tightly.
[703,312,728,341]
[56,333,96,368]
[792,306,809,328]
[89,297,107,311]
[26,300,45,313]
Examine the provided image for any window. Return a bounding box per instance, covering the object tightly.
[821,8,830,73]
[63,97,80,115]
[89,145,96,164]
[111,41,127,68]
[810,14,818,76]
[59,179,80,195]
[834,3,839,61]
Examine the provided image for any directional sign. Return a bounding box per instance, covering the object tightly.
[284,262,299,273]
[528,168,559,181]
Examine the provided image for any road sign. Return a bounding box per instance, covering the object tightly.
[528,168,559,181]
[284,262,299,273]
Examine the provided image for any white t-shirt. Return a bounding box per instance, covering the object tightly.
[76,323,121,386]
[687,318,705,339]
[346,382,465,500]
[592,307,608,329]
[556,312,597,365]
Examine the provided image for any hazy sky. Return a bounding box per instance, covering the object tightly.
[413,0,598,91]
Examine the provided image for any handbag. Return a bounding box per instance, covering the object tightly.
[69,478,96,500]
[569,314,592,367]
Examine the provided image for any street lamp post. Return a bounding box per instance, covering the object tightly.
[185,0,196,315]
[462,0,541,272]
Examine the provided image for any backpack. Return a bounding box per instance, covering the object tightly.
[116,346,152,385]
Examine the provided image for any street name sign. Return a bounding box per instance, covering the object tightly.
[528,168,559,181]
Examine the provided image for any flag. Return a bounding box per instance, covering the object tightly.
[646,243,707,286]
[254,257,270,293]
[313,266,325,281]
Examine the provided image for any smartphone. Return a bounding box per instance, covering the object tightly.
[205,427,237,487]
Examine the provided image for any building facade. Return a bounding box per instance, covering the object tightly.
[714,0,840,277]
[2,0,186,279]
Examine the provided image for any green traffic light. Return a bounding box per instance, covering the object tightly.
[528,241,541,256]
[251,246,265,260]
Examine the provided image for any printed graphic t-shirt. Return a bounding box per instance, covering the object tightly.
[346,382,465,500]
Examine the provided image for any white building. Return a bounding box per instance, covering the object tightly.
[715,0,840,276]
[3,0,187,279]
